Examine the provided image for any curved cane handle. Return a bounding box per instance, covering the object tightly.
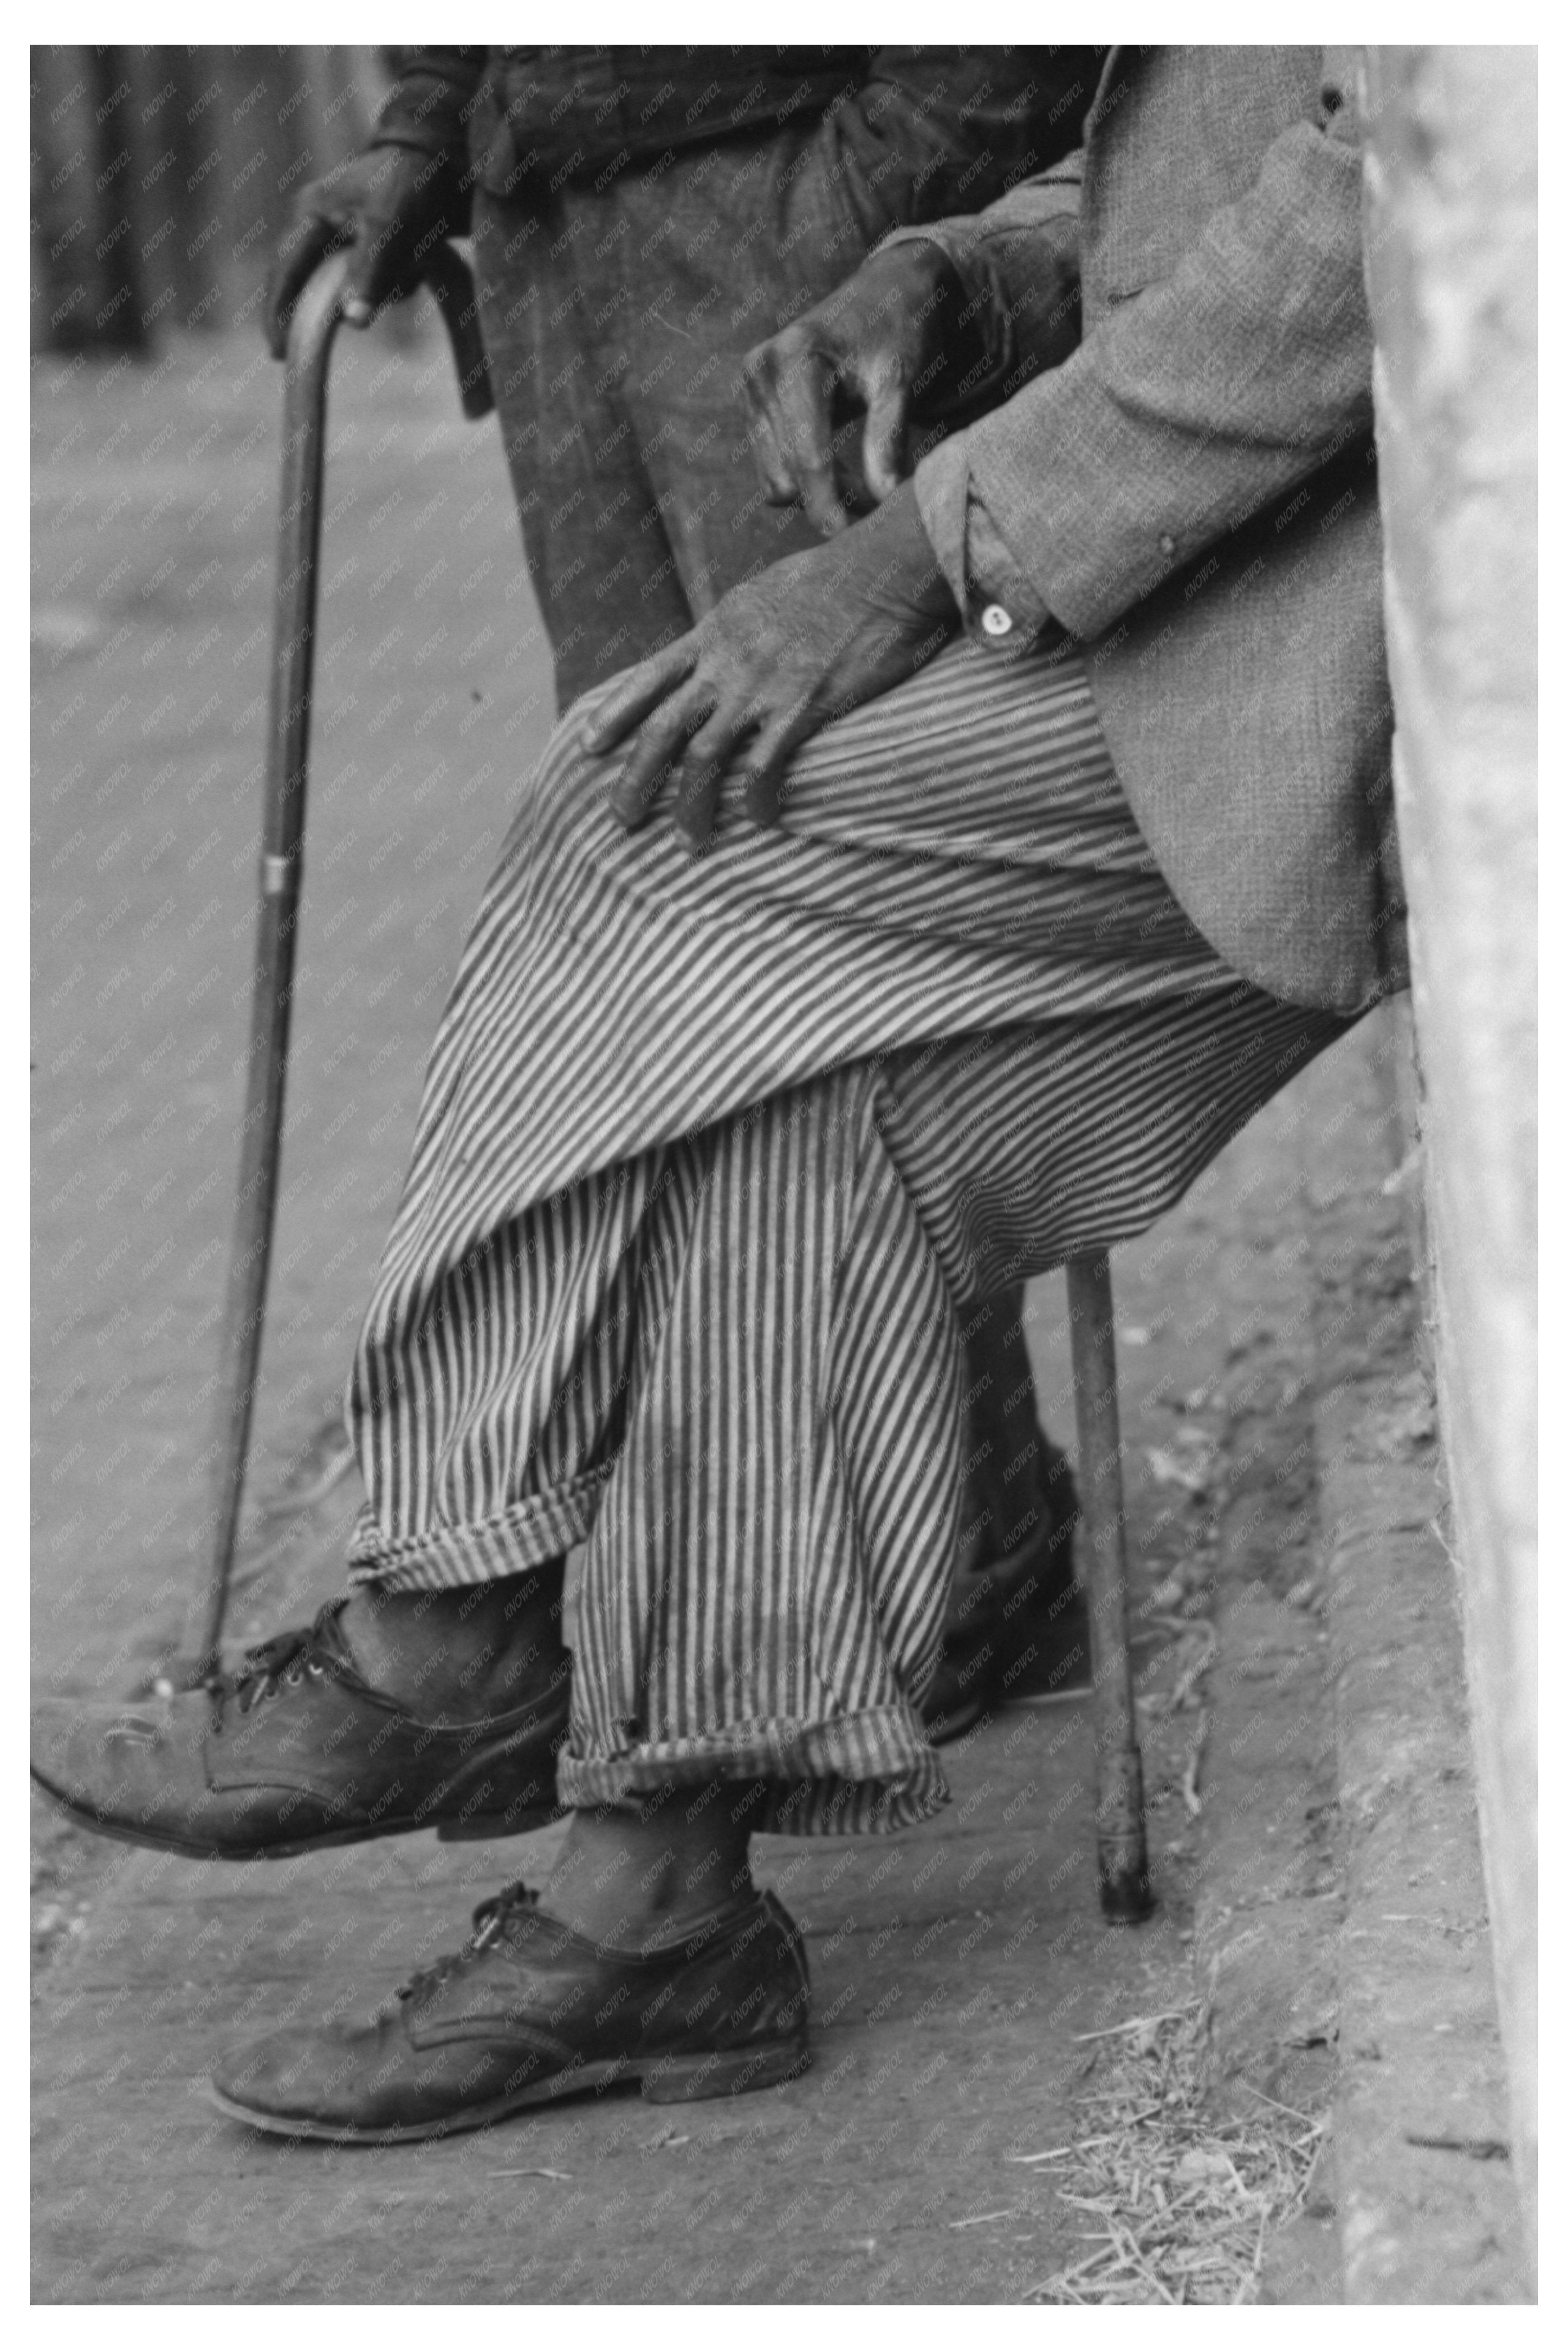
[281,241,492,421]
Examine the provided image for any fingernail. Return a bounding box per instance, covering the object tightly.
[343,298,371,326]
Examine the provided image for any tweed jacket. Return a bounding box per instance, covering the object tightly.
[905,46,1402,1015]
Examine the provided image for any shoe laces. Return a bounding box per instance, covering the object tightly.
[207,1601,355,1727]
[396,1882,540,2005]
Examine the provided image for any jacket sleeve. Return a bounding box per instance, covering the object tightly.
[914,51,1374,643]
[812,46,1101,246]
[366,48,485,225]
[880,155,1084,415]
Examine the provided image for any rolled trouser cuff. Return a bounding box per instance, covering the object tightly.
[344,1473,605,1591]
[557,1701,948,1837]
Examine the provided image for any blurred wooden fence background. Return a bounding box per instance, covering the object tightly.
[31,45,395,351]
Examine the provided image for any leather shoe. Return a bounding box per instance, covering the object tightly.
[209,1880,811,2142]
[31,1597,569,1859]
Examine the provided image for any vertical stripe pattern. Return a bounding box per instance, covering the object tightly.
[344,641,1349,1831]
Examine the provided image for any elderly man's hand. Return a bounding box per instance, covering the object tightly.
[586,483,958,850]
[265,148,447,358]
[741,243,984,538]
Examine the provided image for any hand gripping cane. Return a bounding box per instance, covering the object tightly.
[157,247,493,1694]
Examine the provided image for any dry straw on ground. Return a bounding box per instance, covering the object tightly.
[1016,2005,1324,2305]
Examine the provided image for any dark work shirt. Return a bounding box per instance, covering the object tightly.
[371,45,1101,237]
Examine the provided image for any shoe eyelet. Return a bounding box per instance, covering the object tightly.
[285,1667,303,1689]
[307,1660,325,1678]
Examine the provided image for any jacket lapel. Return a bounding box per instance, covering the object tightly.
[1084,44,1127,135]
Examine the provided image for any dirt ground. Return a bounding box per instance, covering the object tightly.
[31,311,549,1697]
[31,1055,1332,2300]
[29,322,1520,2302]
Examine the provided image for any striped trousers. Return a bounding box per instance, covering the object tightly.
[344,641,1349,1832]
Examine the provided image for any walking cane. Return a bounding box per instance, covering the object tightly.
[155,246,492,1695]
[1066,1252,1155,1921]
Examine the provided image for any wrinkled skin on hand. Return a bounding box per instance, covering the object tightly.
[588,482,959,852]
[741,241,983,538]
[265,147,449,358]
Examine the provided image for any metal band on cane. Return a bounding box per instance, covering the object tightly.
[260,853,299,899]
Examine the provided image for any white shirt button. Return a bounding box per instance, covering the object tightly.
[1158,533,1177,557]
[980,603,1014,638]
